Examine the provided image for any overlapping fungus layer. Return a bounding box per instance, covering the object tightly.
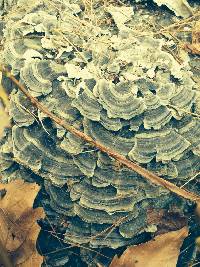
[0,0,200,262]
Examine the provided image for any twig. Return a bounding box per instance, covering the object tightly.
[167,104,200,119]
[181,172,200,188]
[190,262,200,267]
[43,231,111,260]
[1,66,200,202]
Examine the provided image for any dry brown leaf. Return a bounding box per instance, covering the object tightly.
[109,227,188,267]
[184,21,200,55]
[0,74,10,108]
[0,107,10,138]
[0,179,44,267]
[194,201,200,225]
[147,208,187,235]
[185,43,200,55]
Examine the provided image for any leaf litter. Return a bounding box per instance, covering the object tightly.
[0,179,44,267]
[109,227,189,267]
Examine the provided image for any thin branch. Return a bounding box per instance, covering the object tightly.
[167,104,200,119]
[1,66,200,202]
[181,172,200,188]
[43,231,111,260]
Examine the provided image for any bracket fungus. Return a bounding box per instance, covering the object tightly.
[0,0,200,266]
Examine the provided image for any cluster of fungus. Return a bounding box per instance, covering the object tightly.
[0,0,200,265]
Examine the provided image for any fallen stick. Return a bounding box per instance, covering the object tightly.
[1,65,200,202]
